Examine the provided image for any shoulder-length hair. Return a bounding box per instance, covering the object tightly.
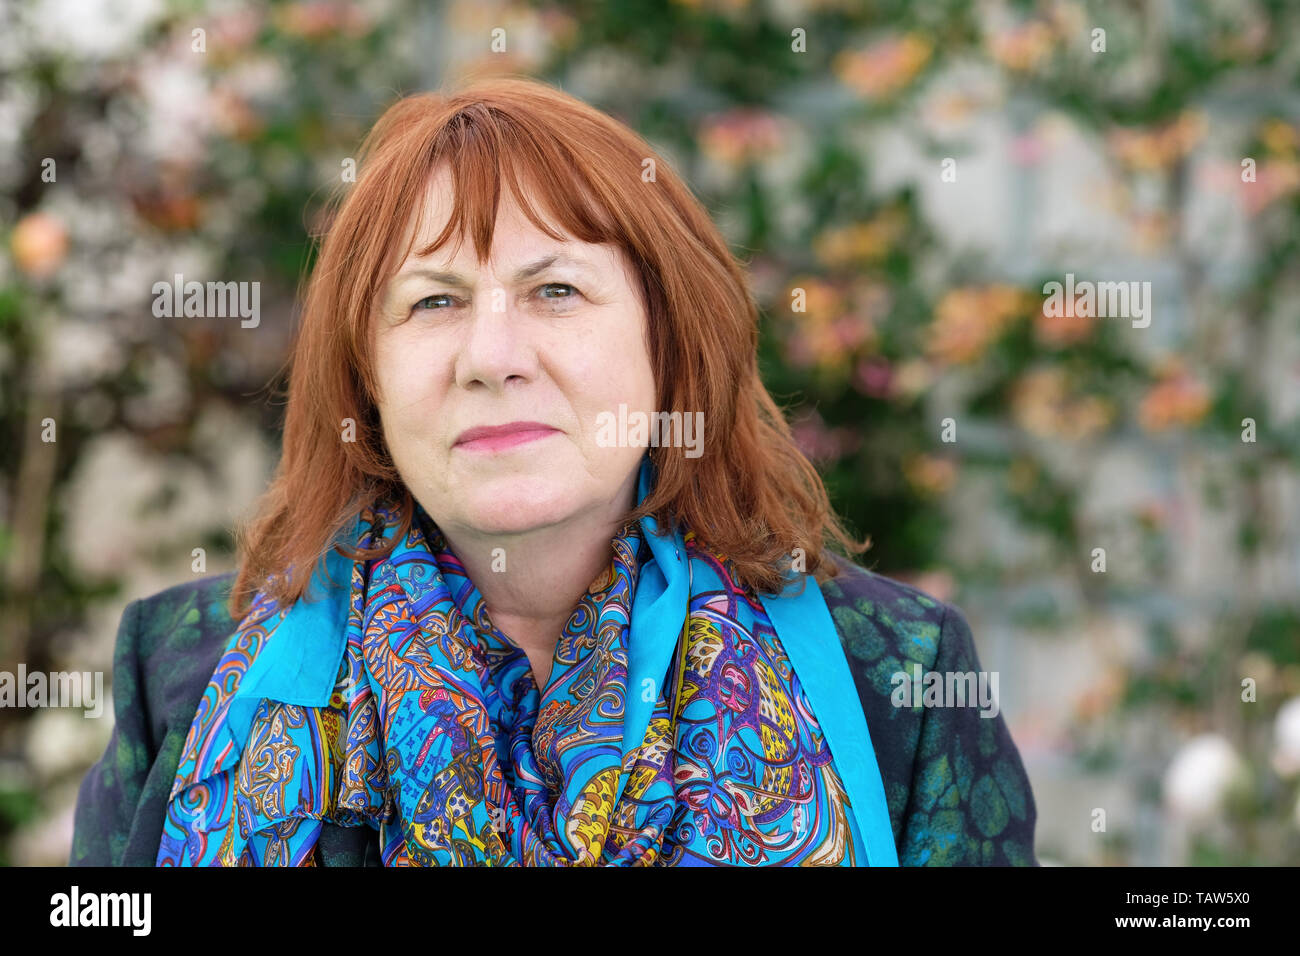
[229,73,870,620]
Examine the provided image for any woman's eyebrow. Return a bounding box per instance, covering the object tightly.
[391,253,596,289]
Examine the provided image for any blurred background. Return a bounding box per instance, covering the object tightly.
[2,0,1299,866]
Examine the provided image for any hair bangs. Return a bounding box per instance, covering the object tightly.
[402,105,623,273]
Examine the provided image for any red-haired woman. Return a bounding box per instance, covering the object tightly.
[71,76,1036,867]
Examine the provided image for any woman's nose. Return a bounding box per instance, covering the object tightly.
[454,289,536,389]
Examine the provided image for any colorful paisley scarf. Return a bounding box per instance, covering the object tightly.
[158,455,896,866]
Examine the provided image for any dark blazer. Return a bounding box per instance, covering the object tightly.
[69,553,1038,866]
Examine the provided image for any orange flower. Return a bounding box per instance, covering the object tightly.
[274,0,370,39]
[1074,666,1126,721]
[1107,112,1208,172]
[922,90,981,130]
[834,33,932,100]
[1034,301,1093,347]
[131,190,203,232]
[211,89,263,141]
[781,277,890,373]
[987,20,1055,72]
[926,284,1029,365]
[903,453,957,497]
[1137,367,1212,431]
[10,212,68,278]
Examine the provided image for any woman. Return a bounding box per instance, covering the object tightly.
[70,75,1037,866]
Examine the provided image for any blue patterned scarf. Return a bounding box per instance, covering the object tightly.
[158,456,897,865]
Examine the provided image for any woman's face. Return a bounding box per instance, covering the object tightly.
[371,166,657,541]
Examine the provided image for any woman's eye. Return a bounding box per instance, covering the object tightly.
[411,284,579,314]
[413,293,455,312]
[538,282,578,300]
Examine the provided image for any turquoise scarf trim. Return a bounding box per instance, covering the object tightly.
[198,454,897,865]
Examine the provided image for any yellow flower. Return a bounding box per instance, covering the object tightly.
[892,358,934,400]
[781,278,844,370]
[785,277,842,321]
[812,208,906,269]
[1010,366,1115,440]
[1007,457,1038,495]
[1260,119,1299,157]
[1062,395,1116,440]
[1011,367,1068,437]
[1130,211,1173,254]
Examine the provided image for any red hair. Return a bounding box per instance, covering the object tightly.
[229,73,870,619]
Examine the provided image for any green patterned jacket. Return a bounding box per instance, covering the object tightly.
[69,553,1038,866]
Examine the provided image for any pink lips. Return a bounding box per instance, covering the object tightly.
[453,421,559,453]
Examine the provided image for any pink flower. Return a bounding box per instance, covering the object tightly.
[853,358,893,399]
[790,408,860,464]
[699,109,785,167]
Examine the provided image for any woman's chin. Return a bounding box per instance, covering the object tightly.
[453,481,576,535]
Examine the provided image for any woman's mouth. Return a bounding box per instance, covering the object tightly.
[453,422,560,453]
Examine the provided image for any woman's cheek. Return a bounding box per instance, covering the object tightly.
[390,335,444,397]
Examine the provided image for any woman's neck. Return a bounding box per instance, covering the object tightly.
[434,498,633,686]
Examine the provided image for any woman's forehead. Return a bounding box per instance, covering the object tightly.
[397,157,618,268]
